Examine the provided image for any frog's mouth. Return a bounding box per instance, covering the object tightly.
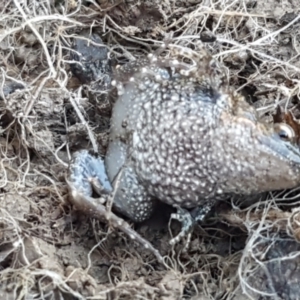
[259,133,300,166]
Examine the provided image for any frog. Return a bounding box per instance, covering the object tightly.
[66,41,300,262]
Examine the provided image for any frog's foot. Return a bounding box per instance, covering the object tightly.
[68,149,113,196]
[169,203,213,251]
[66,150,165,263]
[169,206,194,250]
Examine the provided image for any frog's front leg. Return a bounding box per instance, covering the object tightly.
[111,165,157,222]
[105,139,157,223]
[169,203,214,248]
[66,150,164,262]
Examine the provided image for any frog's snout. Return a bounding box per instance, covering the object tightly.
[259,132,300,167]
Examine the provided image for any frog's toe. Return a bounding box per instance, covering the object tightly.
[169,203,213,249]
[190,202,213,222]
[169,206,194,249]
[67,150,112,196]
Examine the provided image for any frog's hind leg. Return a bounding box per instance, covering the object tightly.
[68,149,113,196]
[111,165,157,223]
[66,150,164,263]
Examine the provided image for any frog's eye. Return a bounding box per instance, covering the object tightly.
[274,123,295,141]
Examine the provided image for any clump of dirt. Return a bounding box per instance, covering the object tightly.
[1,0,300,299]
